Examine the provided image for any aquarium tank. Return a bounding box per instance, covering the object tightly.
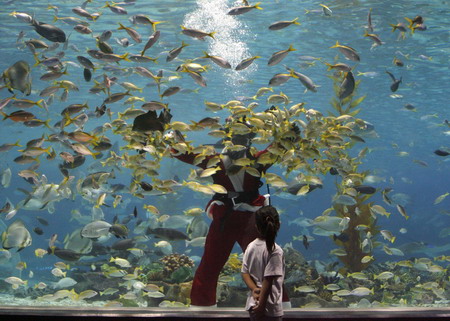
[0,0,449,311]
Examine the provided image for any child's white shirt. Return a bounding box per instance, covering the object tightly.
[241,238,284,317]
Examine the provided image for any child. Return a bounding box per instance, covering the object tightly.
[241,205,284,321]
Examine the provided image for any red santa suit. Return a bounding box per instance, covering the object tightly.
[173,146,279,306]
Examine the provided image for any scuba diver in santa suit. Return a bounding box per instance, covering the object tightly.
[167,119,295,307]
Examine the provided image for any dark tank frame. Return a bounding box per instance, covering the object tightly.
[0,306,449,320]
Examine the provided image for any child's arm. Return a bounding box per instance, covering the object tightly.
[252,276,276,317]
[241,273,261,301]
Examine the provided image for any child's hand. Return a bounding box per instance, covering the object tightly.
[252,287,261,301]
[251,302,265,318]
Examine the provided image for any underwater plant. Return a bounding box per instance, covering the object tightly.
[332,196,380,272]
[327,71,382,273]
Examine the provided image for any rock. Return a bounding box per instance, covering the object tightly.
[163,281,192,304]
[78,272,120,291]
[284,243,307,266]
[217,284,247,307]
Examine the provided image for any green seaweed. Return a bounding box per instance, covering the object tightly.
[328,72,381,273]
[328,72,365,117]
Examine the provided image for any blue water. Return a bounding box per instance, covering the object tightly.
[0,0,449,308]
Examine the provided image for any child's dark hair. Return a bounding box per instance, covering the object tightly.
[255,205,280,253]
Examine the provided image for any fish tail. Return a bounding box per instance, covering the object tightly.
[389,24,397,32]
[181,41,189,48]
[70,289,79,300]
[330,40,340,49]
[91,13,101,22]
[33,54,41,67]
[292,17,300,25]
[120,53,130,62]
[0,111,10,120]
[404,17,413,28]
[201,51,211,59]
[404,17,416,33]
[288,69,298,78]
[304,9,310,14]
[324,62,333,71]
[53,15,59,23]
[92,151,101,159]
[36,99,44,108]
[151,21,164,32]
[254,2,262,10]
[208,31,216,39]
[117,22,126,30]
[62,113,74,127]
[288,44,296,51]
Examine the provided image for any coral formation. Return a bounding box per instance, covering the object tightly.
[160,253,194,274]
[146,270,165,282]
